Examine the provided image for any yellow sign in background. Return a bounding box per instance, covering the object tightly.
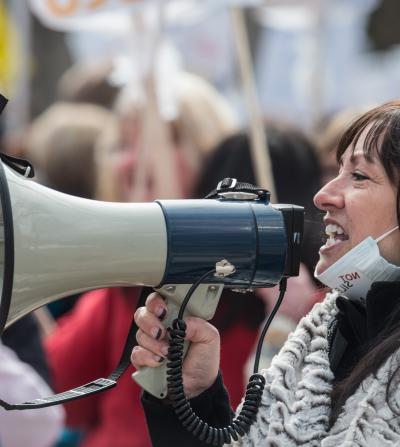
[0,0,19,96]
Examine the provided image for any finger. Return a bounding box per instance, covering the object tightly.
[134,306,166,340]
[136,329,169,359]
[131,346,165,369]
[145,292,168,320]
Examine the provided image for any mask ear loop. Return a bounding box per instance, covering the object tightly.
[375,226,399,243]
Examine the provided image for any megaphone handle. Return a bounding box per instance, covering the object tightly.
[132,283,224,399]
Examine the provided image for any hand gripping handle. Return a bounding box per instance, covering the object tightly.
[132,283,224,398]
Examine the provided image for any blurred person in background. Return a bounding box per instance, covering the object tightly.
[27,101,113,200]
[193,122,324,398]
[0,341,64,447]
[95,71,237,203]
[56,60,120,110]
[43,72,237,447]
[1,314,51,384]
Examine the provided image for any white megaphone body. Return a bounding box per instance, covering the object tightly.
[0,155,303,399]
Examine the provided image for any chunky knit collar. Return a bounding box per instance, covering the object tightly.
[233,290,400,446]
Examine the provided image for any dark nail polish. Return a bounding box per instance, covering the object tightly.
[159,308,167,321]
[158,356,165,363]
[155,328,162,340]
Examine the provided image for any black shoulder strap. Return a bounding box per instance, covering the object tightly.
[0,287,151,410]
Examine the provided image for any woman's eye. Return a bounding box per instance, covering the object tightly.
[351,171,369,181]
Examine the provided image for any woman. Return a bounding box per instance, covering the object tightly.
[131,100,400,446]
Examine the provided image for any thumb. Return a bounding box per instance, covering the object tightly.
[183,316,220,345]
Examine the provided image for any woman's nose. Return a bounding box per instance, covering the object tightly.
[313,177,344,211]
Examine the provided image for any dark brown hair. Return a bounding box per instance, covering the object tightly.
[336,100,400,224]
[331,100,400,424]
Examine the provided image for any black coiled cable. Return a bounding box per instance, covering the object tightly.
[167,318,265,446]
[165,270,287,446]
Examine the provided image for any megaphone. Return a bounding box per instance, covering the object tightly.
[0,155,303,398]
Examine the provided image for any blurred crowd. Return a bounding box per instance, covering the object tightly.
[0,2,394,445]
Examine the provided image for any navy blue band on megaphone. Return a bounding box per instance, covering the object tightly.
[157,198,286,288]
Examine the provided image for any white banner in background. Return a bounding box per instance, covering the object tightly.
[29,0,260,31]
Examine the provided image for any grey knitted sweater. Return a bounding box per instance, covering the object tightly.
[233,292,400,447]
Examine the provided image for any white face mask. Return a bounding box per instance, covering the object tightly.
[314,226,400,304]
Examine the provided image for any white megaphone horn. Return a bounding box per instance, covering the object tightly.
[0,156,170,332]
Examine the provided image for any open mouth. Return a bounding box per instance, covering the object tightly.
[324,223,349,248]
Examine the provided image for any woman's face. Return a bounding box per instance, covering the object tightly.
[314,131,400,275]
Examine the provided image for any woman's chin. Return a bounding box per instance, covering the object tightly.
[314,257,333,276]
[315,242,349,277]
